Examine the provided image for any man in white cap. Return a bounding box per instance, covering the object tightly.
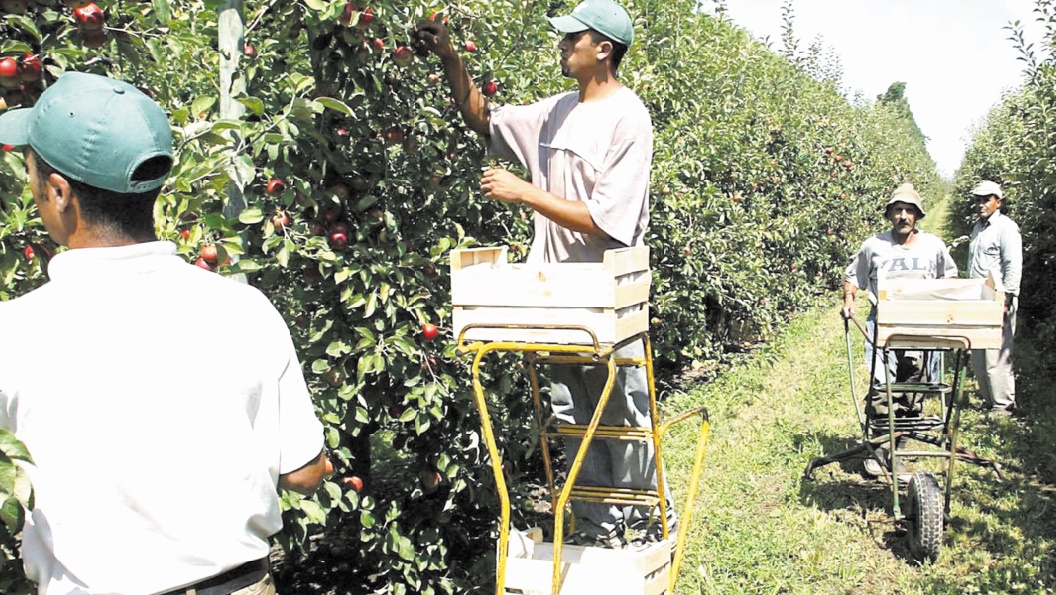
[842,183,958,477]
[0,71,329,594]
[415,1,673,547]
[967,180,1022,417]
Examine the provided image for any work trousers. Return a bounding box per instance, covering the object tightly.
[549,341,676,537]
[971,297,1017,410]
[863,318,939,420]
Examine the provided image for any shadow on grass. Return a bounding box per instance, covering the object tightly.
[793,331,1056,589]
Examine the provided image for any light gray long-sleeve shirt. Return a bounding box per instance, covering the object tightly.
[968,209,1022,296]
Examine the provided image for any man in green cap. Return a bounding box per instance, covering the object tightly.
[415,0,674,548]
[0,71,328,594]
[841,183,958,478]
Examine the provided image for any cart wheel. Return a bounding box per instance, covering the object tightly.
[905,471,943,562]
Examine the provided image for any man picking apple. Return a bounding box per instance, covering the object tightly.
[415,0,674,548]
[0,72,328,594]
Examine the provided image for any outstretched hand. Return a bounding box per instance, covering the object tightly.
[414,17,454,59]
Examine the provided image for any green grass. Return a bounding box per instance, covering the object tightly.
[660,203,1056,594]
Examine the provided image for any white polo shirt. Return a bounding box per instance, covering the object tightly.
[0,241,324,594]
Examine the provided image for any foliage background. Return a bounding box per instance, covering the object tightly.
[0,0,938,592]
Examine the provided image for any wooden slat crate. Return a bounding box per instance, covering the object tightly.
[875,271,1005,349]
[451,246,650,345]
[503,528,672,595]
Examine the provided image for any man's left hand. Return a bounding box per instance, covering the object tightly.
[481,167,534,203]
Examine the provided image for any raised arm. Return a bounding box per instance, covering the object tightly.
[415,19,491,136]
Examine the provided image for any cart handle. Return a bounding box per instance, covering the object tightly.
[659,405,710,437]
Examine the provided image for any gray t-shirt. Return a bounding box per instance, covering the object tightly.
[488,87,652,264]
[845,229,958,305]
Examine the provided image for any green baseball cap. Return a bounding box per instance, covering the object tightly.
[0,71,172,194]
[549,0,634,47]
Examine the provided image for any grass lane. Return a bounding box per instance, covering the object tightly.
[661,196,1056,593]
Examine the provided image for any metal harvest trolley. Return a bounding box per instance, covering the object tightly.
[451,245,711,594]
[803,274,1007,562]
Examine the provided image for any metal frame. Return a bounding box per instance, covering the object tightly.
[457,323,710,594]
[803,315,1003,542]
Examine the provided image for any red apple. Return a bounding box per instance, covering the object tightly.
[23,245,34,260]
[464,41,477,52]
[194,257,211,271]
[356,6,373,30]
[271,211,291,229]
[179,229,190,239]
[371,37,385,50]
[200,243,218,264]
[73,3,105,31]
[843,160,853,169]
[419,469,441,494]
[342,475,364,492]
[325,367,344,386]
[482,80,499,97]
[0,58,19,89]
[1,143,14,152]
[427,72,441,86]
[384,127,404,145]
[243,43,255,56]
[329,221,349,236]
[266,178,285,195]
[421,322,438,341]
[322,208,341,223]
[393,45,415,68]
[19,54,41,83]
[328,230,348,250]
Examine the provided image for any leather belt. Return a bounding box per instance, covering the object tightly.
[161,558,270,595]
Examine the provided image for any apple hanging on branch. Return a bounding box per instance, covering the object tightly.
[393,45,415,68]
[73,2,105,31]
[421,323,439,341]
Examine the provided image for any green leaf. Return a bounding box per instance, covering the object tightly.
[303,0,327,10]
[228,154,256,189]
[238,206,264,224]
[0,495,23,533]
[360,510,376,528]
[152,0,171,24]
[314,97,354,117]
[0,430,32,463]
[191,96,217,119]
[238,97,265,116]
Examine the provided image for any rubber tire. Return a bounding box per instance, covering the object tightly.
[905,471,943,563]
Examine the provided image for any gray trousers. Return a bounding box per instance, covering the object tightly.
[971,297,1017,410]
[549,341,676,537]
[864,318,940,419]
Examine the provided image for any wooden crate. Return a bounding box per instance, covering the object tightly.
[451,246,650,345]
[875,272,1005,349]
[503,528,671,595]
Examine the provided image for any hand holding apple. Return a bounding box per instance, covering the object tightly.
[413,19,455,60]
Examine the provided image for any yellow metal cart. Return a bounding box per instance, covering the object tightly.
[451,246,710,594]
